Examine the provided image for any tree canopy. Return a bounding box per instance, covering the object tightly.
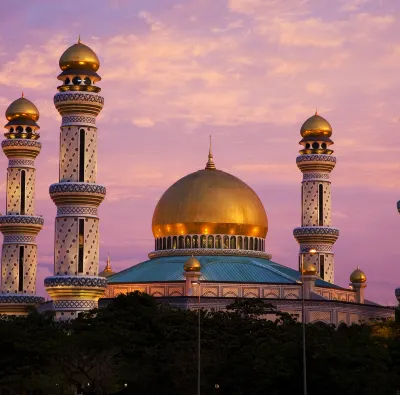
[0,292,398,395]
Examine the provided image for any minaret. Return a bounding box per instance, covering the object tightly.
[0,95,44,315]
[293,112,339,283]
[44,38,107,320]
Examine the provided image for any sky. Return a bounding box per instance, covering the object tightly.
[0,0,399,304]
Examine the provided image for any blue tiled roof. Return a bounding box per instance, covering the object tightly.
[108,255,340,289]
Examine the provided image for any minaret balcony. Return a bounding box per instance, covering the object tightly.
[2,139,41,159]
[49,182,106,206]
[0,215,44,236]
[54,91,104,117]
[293,226,339,244]
[296,154,336,173]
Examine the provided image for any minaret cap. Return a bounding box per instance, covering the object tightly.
[350,266,366,284]
[205,135,216,170]
[184,256,201,272]
[59,37,100,72]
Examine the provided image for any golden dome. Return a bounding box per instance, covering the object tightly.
[59,40,100,72]
[6,96,39,122]
[302,261,317,276]
[152,168,268,238]
[350,267,367,284]
[184,256,201,272]
[300,112,332,138]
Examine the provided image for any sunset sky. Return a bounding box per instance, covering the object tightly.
[0,0,399,304]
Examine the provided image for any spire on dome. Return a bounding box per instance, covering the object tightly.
[315,108,318,116]
[21,92,24,98]
[205,135,216,170]
[78,34,81,44]
[99,253,115,278]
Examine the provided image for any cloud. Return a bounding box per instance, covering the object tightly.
[132,117,155,127]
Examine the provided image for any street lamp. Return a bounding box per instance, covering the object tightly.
[192,280,201,395]
[300,248,316,395]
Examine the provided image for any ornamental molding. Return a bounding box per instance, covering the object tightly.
[302,173,330,180]
[2,139,41,148]
[0,215,44,225]
[3,235,36,244]
[54,92,104,105]
[293,227,339,236]
[49,182,106,195]
[53,300,97,309]
[62,115,96,126]
[8,159,35,167]
[44,276,107,288]
[57,206,98,217]
[0,294,44,304]
[296,154,336,163]
[149,248,272,260]
[300,244,333,253]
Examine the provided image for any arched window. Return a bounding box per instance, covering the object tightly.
[255,238,259,251]
[79,129,85,182]
[167,236,172,249]
[318,184,324,226]
[78,219,84,273]
[216,235,222,249]
[208,235,214,248]
[172,236,177,249]
[261,239,264,251]
[179,236,184,249]
[193,235,199,248]
[18,246,24,292]
[185,236,191,248]
[20,170,26,215]
[230,237,236,249]
[200,235,207,248]
[223,236,229,249]
[244,237,248,250]
[238,236,243,249]
[155,239,157,250]
[320,255,325,280]
[162,238,167,250]
[250,237,254,250]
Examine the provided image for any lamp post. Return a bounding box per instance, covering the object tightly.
[192,280,201,395]
[300,248,316,395]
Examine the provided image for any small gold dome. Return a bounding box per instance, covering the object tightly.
[302,261,317,276]
[6,96,39,122]
[152,169,268,238]
[350,267,366,284]
[59,40,100,72]
[184,256,201,272]
[300,112,332,138]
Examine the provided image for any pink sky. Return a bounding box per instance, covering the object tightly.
[0,0,399,305]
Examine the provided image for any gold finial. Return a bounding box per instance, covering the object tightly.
[78,34,81,44]
[205,135,216,170]
[105,252,112,271]
[315,108,318,116]
[21,92,24,98]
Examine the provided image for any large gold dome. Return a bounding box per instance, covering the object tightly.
[152,168,268,238]
[6,96,39,122]
[300,113,332,138]
[59,41,100,72]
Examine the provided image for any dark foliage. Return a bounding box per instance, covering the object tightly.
[0,292,398,395]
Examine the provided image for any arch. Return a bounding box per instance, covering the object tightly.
[255,238,259,251]
[167,236,172,249]
[185,235,192,248]
[249,237,254,250]
[265,292,279,299]
[162,237,167,250]
[238,236,243,249]
[230,236,236,249]
[284,293,298,299]
[203,290,218,297]
[208,235,214,248]
[79,129,85,182]
[193,235,199,248]
[337,322,347,330]
[244,237,248,250]
[318,183,324,226]
[18,246,24,292]
[179,236,184,249]
[200,235,207,248]
[223,235,229,249]
[312,320,329,326]
[20,170,26,215]
[172,236,177,249]
[216,235,222,249]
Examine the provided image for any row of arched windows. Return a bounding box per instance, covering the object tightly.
[154,235,265,252]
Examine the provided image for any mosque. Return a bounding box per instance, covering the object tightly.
[0,39,397,324]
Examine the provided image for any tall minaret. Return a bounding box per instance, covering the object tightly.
[293,112,339,283]
[0,95,44,315]
[44,38,107,320]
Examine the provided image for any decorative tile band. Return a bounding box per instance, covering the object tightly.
[8,159,35,168]
[293,227,339,237]
[300,245,333,253]
[54,92,104,105]
[302,173,330,181]
[149,248,272,260]
[44,276,107,288]
[53,300,97,309]
[49,182,106,195]
[62,115,96,126]
[0,294,44,304]
[296,154,336,163]
[2,139,41,148]
[3,235,36,244]
[57,206,98,217]
[0,215,44,225]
